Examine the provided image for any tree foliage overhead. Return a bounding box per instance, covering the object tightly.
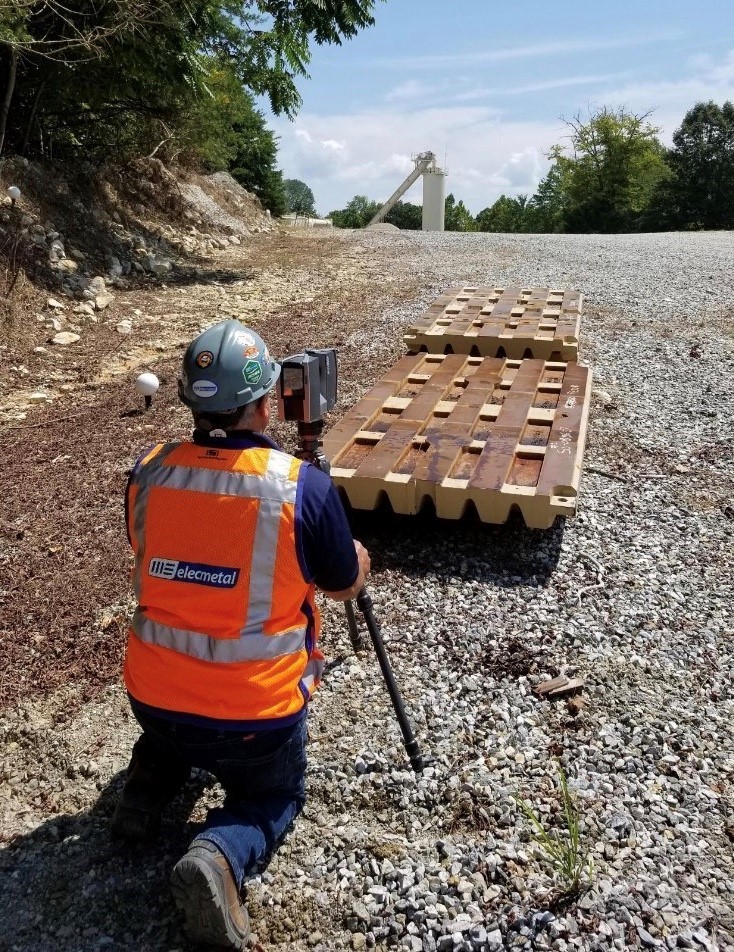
[0,1,379,159]
[192,0,378,118]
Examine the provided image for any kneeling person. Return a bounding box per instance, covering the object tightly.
[114,320,370,950]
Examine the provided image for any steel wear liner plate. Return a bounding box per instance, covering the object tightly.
[322,352,591,529]
[403,285,582,362]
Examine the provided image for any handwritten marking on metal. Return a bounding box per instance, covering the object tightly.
[550,385,580,455]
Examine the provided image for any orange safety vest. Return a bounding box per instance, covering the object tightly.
[124,440,323,725]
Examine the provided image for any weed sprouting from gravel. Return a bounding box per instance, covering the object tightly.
[515,763,593,899]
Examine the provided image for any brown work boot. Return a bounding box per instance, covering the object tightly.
[171,840,250,950]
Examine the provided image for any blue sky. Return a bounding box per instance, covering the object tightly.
[265,0,734,217]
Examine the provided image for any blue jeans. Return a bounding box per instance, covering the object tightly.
[128,701,307,887]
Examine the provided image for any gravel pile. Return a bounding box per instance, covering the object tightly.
[2,231,733,952]
[179,180,272,236]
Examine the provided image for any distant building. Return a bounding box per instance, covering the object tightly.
[281,213,333,229]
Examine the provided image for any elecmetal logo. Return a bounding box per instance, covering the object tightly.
[148,557,240,588]
[192,379,218,398]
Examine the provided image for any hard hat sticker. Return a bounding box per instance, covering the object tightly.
[243,345,259,359]
[243,360,263,385]
[233,331,256,347]
[192,379,218,397]
[195,351,214,368]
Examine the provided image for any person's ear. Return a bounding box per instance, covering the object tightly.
[258,394,271,425]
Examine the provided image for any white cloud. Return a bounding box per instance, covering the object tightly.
[274,107,562,215]
[272,48,734,216]
[372,32,684,70]
[320,139,347,153]
[384,79,433,102]
[294,128,346,153]
[709,50,734,83]
[451,73,633,102]
[501,73,635,97]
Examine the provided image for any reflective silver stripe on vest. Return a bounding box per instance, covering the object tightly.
[132,447,298,505]
[131,443,179,600]
[132,610,307,663]
[130,444,306,662]
[301,655,325,694]
[245,451,295,634]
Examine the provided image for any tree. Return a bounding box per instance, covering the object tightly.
[0,1,380,158]
[283,178,316,216]
[385,200,421,230]
[176,62,286,214]
[523,162,570,233]
[0,0,172,154]
[328,194,380,228]
[658,101,734,229]
[544,107,670,232]
[327,195,422,229]
[475,194,528,233]
[209,1,379,118]
[444,193,475,231]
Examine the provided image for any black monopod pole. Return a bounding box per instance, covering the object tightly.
[344,598,364,652]
[352,587,425,774]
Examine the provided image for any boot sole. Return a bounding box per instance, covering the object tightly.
[171,854,249,950]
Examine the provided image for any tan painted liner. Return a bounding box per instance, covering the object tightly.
[323,352,592,529]
[403,285,582,362]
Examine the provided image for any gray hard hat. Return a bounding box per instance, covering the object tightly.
[178,320,281,412]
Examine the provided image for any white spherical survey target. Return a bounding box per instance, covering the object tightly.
[135,372,160,397]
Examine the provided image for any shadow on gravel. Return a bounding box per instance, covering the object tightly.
[346,503,566,589]
[0,771,215,952]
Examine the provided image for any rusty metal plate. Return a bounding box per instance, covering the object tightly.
[323,353,591,529]
[403,285,582,361]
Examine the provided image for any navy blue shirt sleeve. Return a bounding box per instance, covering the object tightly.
[298,465,359,592]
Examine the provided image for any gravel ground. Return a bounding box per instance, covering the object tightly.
[2,230,733,952]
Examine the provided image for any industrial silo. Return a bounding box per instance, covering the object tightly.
[422,166,447,231]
